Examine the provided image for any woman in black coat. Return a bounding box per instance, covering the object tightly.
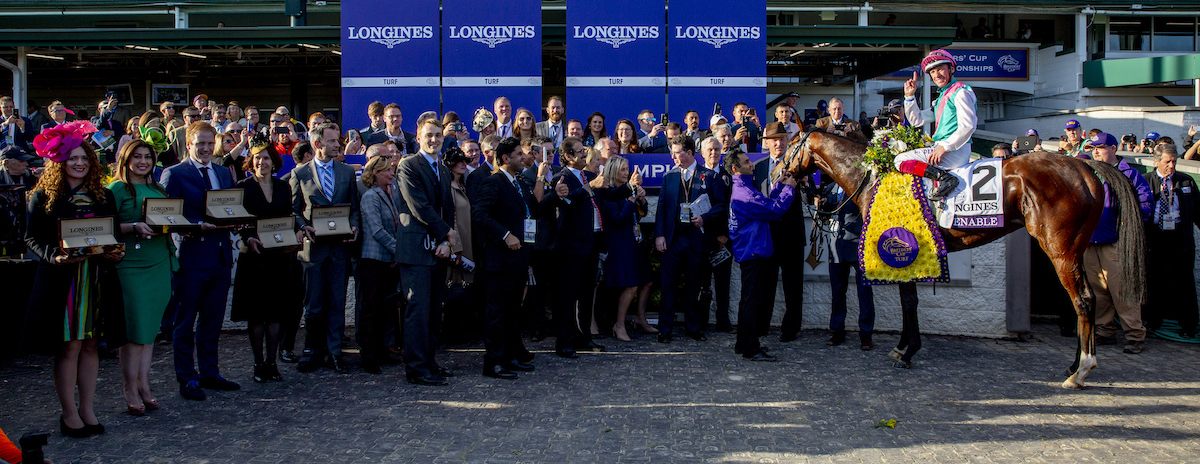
[25,122,126,438]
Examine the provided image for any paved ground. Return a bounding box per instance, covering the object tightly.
[2,321,1199,463]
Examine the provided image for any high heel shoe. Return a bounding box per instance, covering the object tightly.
[635,320,659,334]
[252,363,266,383]
[612,324,632,342]
[143,398,160,411]
[266,362,283,382]
[60,416,90,438]
[127,403,146,416]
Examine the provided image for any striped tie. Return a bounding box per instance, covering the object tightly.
[319,164,334,200]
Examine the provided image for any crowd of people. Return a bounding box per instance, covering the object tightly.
[0,49,1196,445]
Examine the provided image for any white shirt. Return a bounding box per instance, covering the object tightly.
[904,85,978,153]
[189,156,220,189]
[679,162,695,183]
[1156,170,1181,224]
[547,121,563,146]
[498,122,512,138]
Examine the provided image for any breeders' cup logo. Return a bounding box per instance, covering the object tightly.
[346,26,436,49]
[997,54,1021,73]
[572,25,659,48]
[448,25,536,49]
[674,26,760,49]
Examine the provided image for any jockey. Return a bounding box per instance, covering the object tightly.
[895,49,978,200]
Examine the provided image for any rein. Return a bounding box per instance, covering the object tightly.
[783,128,875,228]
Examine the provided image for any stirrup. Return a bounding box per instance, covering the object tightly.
[929,176,958,200]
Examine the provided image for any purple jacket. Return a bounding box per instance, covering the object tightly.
[729,174,795,262]
[1089,156,1153,244]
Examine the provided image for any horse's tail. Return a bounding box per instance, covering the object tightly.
[1085,159,1148,308]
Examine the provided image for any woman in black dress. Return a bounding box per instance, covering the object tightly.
[597,156,655,341]
[230,137,303,383]
[25,121,126,438]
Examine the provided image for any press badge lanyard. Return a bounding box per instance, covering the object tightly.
[517,178,536,243]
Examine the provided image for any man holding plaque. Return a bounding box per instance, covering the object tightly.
[289,122,360,374]
[160,121,240,400]
[395,118,459,386]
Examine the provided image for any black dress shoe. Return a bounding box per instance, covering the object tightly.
[780,333,798,343]
[555,349,579,359]
[296,350,321,373]
[199,375,241,391]
[860,336,875,351]
[434,366,454,377]
[657,334,673,344]
[329,356,349,374]
[179,380,207,401]
[576,341,606,352]
[252,363,266,383]
[515,351,535,363]
[407,373,449,386]
[743,351,778,362]
[827,333,846,346]
[362,363,382,375]
[60,416,90,438]
[279,350,299,363]
[714,324,736,334]
[687,332,707,341]
[504,361,535,372]
[483,364,518,380]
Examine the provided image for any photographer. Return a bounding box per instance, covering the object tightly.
[1137,132,1161,154]
[1011,129,1041,155]
[731,102,761,153]
[814,98,866,142]
[872,99,904,131]
[1121,133,1138,152]
[0,96,34,151]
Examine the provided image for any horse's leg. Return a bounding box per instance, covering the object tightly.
[890,285,910,361]
[1055,249,1097,389]
[893,282,920,369]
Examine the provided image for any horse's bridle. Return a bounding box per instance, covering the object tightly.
[781,128,873,226]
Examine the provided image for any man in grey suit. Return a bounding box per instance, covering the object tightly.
[396,118,460,386]
[290,122,361,374]
[534,95,566,149]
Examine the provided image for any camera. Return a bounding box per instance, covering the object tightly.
[1122,134,1136,144]
[878,107,898,118]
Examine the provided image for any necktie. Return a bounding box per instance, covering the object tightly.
[1158,177,1172,225]
[198,166,215,190]
[431,160,440,183]
[319,164,334,200]
[550,124,559,144]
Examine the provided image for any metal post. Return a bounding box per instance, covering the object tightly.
[15,47,26,115]
[858,4,869,26]
[174,7,187,28]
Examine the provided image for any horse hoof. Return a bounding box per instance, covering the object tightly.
[1061,378,1085,390]
[892,360,912,369]
[888,348,906,361]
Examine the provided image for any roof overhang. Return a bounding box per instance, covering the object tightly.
[0,26,339,48]
[1083,54,1200,88]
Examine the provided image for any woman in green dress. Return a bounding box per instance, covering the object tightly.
[108,139,177,415]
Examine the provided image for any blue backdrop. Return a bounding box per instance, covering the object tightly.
[442,0,543,124]
[340,0,441,132]
[565,0,666,136]
[667,0,766,130]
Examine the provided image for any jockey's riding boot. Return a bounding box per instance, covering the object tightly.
[923,165,959,200]
[897,159,959,200]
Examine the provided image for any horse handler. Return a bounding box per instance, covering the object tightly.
[895,49,979,200]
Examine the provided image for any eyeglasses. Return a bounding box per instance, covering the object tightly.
[184,113,200,118]
[51,109,65,113]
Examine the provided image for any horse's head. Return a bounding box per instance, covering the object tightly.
[778,128,821,180]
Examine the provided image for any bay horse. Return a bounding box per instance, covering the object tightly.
[782,129,1147,389]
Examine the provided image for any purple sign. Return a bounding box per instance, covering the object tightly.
[630,152,766,189]
[566,0,666,132]
[340,0,441,132]
[877,227,919,268]
[667,0,766,129]
[883,48,1030,81]
[442,0,542,125]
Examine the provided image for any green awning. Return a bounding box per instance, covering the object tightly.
[1083,54,1200,88]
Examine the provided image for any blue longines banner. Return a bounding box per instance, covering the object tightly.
[667,0,766,132]
[340,0,441,131]
[566,0,666,150]
[882,48,1030,81]
[442,0,542,124]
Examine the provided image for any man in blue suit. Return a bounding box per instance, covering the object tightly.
[549,139,609,358]
[160,121,241,400]
[654,135,727,343]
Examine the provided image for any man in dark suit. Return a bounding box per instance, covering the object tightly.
[396,118,459,386]
[160,121,240,400]
[0,96,34,151]
[289,122,360,374]
[1145,144,1200,338]
[364,103,417,155]
[472,138,555,379]
[467,135,500,201]
[818,180,875,350]
[549,138,609,358]
[521,137,572,340]
[654,135,727,343]
[753,122,806,342]
[534,96,566,148]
